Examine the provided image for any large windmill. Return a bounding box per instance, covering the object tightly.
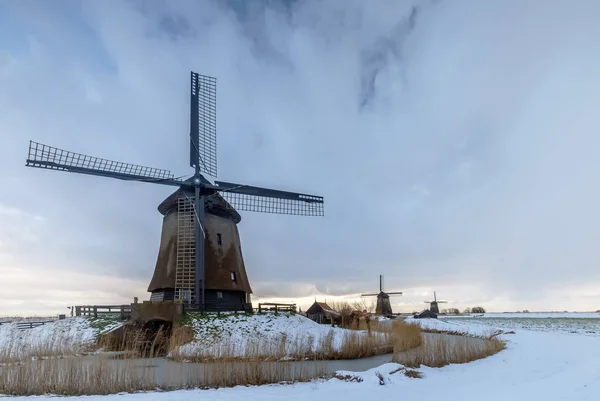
[361,275,402,316]
[424,291,447,314]
[25,71,324,312]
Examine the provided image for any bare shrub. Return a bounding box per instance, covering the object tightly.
[404,369,422,378]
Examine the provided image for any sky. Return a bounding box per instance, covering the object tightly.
[1,0,600,316]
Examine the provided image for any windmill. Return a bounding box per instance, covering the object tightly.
[424,291,447,314]
[361,274,402,316]
[25,71,324,312]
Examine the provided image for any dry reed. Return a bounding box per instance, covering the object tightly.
[169,319,423,362]
[0,356,328,396]
[393,333,506,368]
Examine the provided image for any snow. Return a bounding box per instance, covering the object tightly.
[174,312,377,360]
[403,316,502,338]
[449,312,600,319]
[439,313,600,336]
[9,324,600,400]
[0,316,124,360]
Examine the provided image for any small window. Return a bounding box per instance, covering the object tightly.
[217,233,222,246]
[217,291,223,299]
[230,272,237,282]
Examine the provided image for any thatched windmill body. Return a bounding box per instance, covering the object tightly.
[25,71,325,312]
[361,275,402,316]
[424,291,447,314]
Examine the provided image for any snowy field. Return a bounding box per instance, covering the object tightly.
[2,313,600,399]
[441,312,600,336]
[6,316,599,401]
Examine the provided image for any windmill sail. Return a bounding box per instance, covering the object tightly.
[214,181,324,216]
[26,141,181,186]
[189,72,217,177]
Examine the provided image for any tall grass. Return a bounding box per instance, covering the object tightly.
[0,330,93,363]
[393,334,506,368]
[169,319,423,362]
[0,357,328,396]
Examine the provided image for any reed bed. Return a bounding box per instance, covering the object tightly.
[0,330,93,363]
[0,357,328,396]
[169,319,423,362]
[393,333,506,368]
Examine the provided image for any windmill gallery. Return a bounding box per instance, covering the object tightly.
[25,71,325,322]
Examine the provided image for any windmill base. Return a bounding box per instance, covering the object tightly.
[148,289,252,313]
[130,301,185,325]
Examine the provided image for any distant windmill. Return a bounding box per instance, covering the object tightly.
[424,291,447,314]
[361,275,402,316]
[25,71,325,312]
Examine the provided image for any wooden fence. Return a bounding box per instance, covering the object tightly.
[15,321,54,330]
[74,305,132,320]
[256,302,297,313]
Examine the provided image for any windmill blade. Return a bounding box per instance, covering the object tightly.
[189,72,217,177]
[386,291,403,295]
[437,300,448,303]
[26,141,183,187]
[361,293,379,297]
[213,180,324,216]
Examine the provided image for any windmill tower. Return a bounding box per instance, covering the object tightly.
[25,71,325,312]
[424,291,447,314]
[361,275,402,316]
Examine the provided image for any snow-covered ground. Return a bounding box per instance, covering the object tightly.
[403,316,502,338]
[9,320,600,400]
[0,316,123,361]
[451,312,600,319]
[174,312,381,360]
[440,313,600,336]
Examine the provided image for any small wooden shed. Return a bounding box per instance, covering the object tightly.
[305,301,340,325]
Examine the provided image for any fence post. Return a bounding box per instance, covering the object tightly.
[120,305,125,320]
[93,306,98,318]
[75,306,81,317]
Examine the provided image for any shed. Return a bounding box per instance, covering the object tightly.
[306,301,340,325]
[413,309,438,319]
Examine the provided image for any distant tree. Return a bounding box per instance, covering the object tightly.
[463,307,472,314]
[352,298,375,313]
[447,308,460,315]
[471,306,486,313]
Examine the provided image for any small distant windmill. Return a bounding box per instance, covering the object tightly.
[25,71,325,312]
[424,291,447,314]
[361,275,402,316]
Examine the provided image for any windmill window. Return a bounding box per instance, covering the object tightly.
[217,233,222,245]
[217,291,223,299]
[231,272,237,282]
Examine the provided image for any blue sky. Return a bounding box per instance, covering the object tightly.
[1,0,600,315]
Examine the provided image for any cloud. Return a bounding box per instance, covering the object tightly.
[1,0,600,315]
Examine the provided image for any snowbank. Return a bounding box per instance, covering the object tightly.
[0,316,124,361]
[173,312,380,360]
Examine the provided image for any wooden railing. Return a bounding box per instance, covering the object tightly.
[257,302,297,313]
[15,321,54,330]
[74,305,132,320]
